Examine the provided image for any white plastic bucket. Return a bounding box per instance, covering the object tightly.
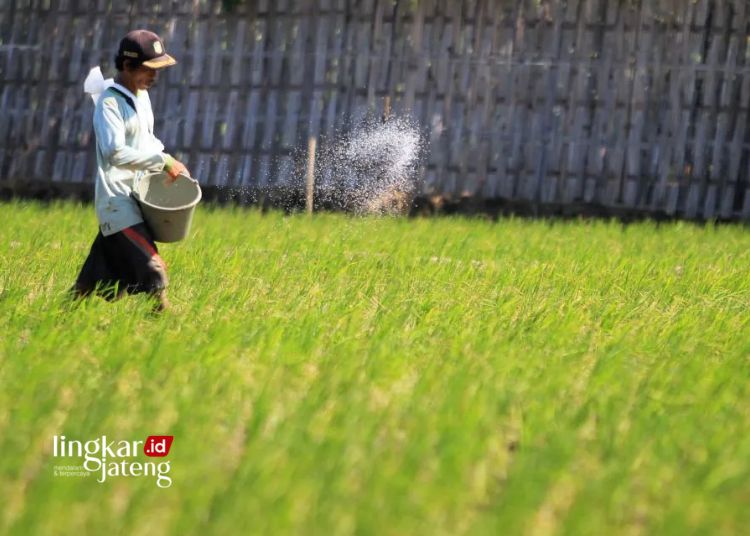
[132,172,202,243]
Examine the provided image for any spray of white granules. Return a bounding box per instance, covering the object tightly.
[205,115,426,214]
[314,116,425,214]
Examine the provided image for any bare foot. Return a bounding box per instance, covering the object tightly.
[151,290,171,314]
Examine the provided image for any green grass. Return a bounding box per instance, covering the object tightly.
[1,200,749,535]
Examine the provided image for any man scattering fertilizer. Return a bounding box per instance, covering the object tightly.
[70,30,189,312]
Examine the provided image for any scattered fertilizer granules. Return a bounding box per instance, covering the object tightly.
[314,116,425,215]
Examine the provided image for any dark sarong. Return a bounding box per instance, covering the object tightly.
[73,223,168,300]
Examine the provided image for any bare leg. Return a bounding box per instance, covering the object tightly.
[151,289,170,313]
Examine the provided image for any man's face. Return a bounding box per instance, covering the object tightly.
[124,63,159,90]
[134,65,158,90]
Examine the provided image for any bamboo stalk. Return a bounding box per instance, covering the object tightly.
[306,135,317,214]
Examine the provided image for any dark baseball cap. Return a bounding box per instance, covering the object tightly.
[117,29,176,69]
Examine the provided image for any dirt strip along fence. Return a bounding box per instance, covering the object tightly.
[1,0,750,219]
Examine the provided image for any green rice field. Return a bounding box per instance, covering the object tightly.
[1,200,749,535]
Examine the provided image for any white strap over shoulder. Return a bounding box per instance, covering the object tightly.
[83,66,114,105]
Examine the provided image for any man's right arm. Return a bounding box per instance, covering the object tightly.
[94,96,166,172]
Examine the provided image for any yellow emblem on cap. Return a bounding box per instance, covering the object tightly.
[153,41,163,54]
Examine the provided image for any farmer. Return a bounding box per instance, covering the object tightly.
[71,29,189,312]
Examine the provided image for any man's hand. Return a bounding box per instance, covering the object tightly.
[164,155,190,182]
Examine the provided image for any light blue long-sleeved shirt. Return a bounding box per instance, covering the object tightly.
[93,83,168,236]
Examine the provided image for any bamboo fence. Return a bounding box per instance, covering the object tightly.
[1,0,749,219]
